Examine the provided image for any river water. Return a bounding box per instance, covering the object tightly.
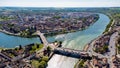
[47,14,110,68]
[0,14,110,68]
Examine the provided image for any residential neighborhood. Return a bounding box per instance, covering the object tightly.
[0,11,99,37]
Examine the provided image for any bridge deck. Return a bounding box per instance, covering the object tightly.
[54,47,90,58]
[36,31,49,48]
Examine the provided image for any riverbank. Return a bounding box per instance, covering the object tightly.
[45,19,98,37]
[103,19,114,33]
[74,13,112,68]
[83,33,106,52]
[0,29,20,36]
[75,35,108,68]
[83,13,113,52]
[83,12,117,53]
[0,29,38,38]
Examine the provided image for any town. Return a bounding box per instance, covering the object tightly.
[0,10,99,37]
[75,8,120,68]
[0,31,61,68]
[0,7,120,68]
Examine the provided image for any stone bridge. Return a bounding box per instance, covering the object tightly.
[37,31,91,59]
[36,31,49,49]
[53,47,91,59]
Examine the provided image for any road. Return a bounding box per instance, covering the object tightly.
[36,31,48,48]
[87,34,106,58]
[0,52,12,61]
[12,54,24,61]
[18,13,25,23]
[107,32,118,68]
[108,20,115,32]
[55,47,88,54]
[87,32,118,68]
[36,31,50,54]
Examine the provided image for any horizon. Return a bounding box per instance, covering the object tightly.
[0,0,120,7]
[0,6,120,8]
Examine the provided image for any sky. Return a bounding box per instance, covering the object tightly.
[0,0,120,7]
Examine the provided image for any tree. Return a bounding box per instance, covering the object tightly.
[118,37,120,44]
[103,45,108,52]
[59,41,62,47]
[59,41,62,45]
[39,61,46,68]
[42,56,49,62]
[47,46,51,56]
[47,46,51,52]
[19,45,22,50]
[36,44,39,48]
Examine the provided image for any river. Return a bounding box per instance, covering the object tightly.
[0,13,110,68]
[47,13,110,68]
